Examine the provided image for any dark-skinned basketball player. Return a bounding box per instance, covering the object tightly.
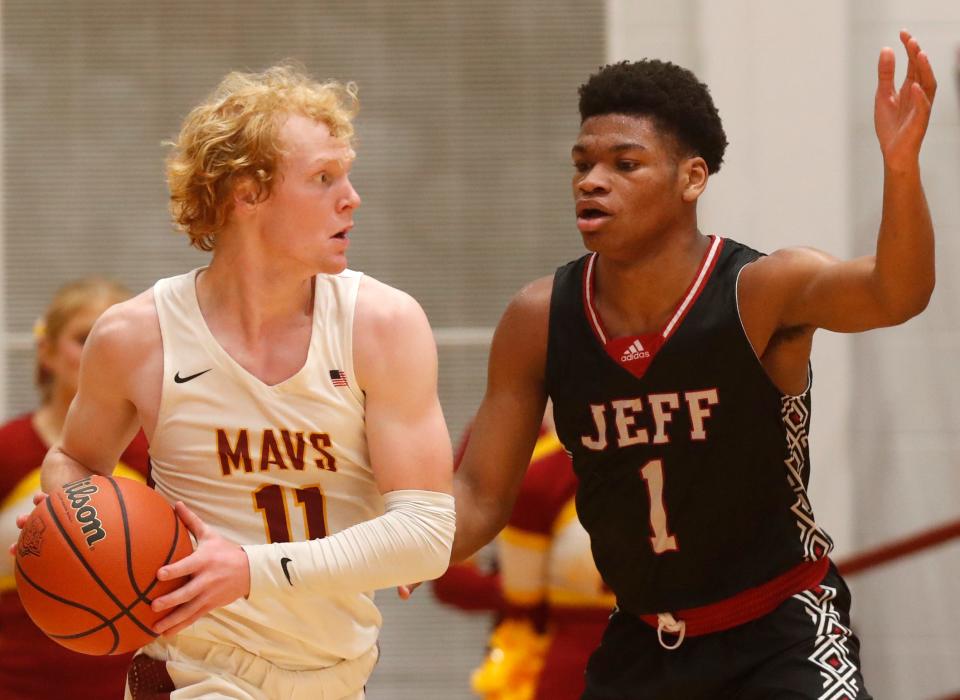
[449,30,936,699]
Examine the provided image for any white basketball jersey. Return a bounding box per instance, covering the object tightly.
[150,268,382,669]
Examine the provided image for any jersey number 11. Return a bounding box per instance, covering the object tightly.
[253,484,328,543]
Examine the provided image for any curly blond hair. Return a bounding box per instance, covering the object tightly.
[166,64,360,251]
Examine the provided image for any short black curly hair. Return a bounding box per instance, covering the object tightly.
[578,59,727,173]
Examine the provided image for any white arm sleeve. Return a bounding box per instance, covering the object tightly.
[242,489,455,597]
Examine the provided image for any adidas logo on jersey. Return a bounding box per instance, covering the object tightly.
[621,340,650,362]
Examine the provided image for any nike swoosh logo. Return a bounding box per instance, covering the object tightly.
[280,557,294,586]
[174,369,212,384]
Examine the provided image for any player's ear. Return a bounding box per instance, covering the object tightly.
[680,156,708,203]
[231,175,261,213]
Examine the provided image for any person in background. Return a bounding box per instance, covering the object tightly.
[0,277,149,700]
[434,409,614,700]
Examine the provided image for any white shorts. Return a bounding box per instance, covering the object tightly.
[125,636,377,700]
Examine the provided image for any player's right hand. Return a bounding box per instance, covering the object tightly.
[150,501,250,637]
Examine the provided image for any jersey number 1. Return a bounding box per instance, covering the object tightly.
[253,484,328,543]
[640,459,678,554]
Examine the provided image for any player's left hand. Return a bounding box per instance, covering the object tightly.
[7,492,48,556]
[874,30,937,170]
[151,501,251,637]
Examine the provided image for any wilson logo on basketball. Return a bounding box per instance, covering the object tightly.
[17,517,46,557]
[63,478,106,547]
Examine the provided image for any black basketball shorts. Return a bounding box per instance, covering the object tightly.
[582,562,871,700]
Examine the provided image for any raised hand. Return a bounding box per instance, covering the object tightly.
[150,501,250,637]
[875,30,937,170]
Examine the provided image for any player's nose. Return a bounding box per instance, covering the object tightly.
[341,177,361,211]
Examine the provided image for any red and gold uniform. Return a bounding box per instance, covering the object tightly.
[0,413,149,700]
[435,427,614,700]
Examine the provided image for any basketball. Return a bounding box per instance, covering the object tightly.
[13,475,193,655]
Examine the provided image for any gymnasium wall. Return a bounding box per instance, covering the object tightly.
[847,1,960,697]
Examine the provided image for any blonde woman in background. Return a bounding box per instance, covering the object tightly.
[0,277,150,699]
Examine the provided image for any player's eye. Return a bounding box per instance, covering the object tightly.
[573,161,592,174]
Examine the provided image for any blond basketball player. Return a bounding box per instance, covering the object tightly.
[34,66,455,699]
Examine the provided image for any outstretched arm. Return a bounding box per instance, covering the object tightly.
[452,277,551,562]
[742,31,937,344]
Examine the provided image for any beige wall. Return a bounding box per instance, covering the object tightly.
[847,1,960,696]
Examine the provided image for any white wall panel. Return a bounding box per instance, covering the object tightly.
[849,3,960,697]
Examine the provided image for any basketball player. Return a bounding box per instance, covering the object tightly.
[34,66,455,699]
[449,31,936,698]
[0,278,149,699]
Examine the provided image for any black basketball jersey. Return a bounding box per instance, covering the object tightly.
[545,236,833,615]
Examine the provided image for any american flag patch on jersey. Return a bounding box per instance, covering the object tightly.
[329,369,349,387]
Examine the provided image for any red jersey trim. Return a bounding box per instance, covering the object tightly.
[661,235,723,340]
[636,557,829,637]
[582,253,607,345]
[581,236,725,379]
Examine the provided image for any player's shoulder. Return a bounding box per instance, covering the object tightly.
[740,245,837,295]
[356,274,430,335]
[486,275,553,377]
[357,274,423,313]
[353,275,437,390]
[502,274,553,326]
[94,288,157,333]
[746,246,834,273]
[86,288,160,362]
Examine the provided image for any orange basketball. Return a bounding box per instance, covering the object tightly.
[14,475,193,655]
